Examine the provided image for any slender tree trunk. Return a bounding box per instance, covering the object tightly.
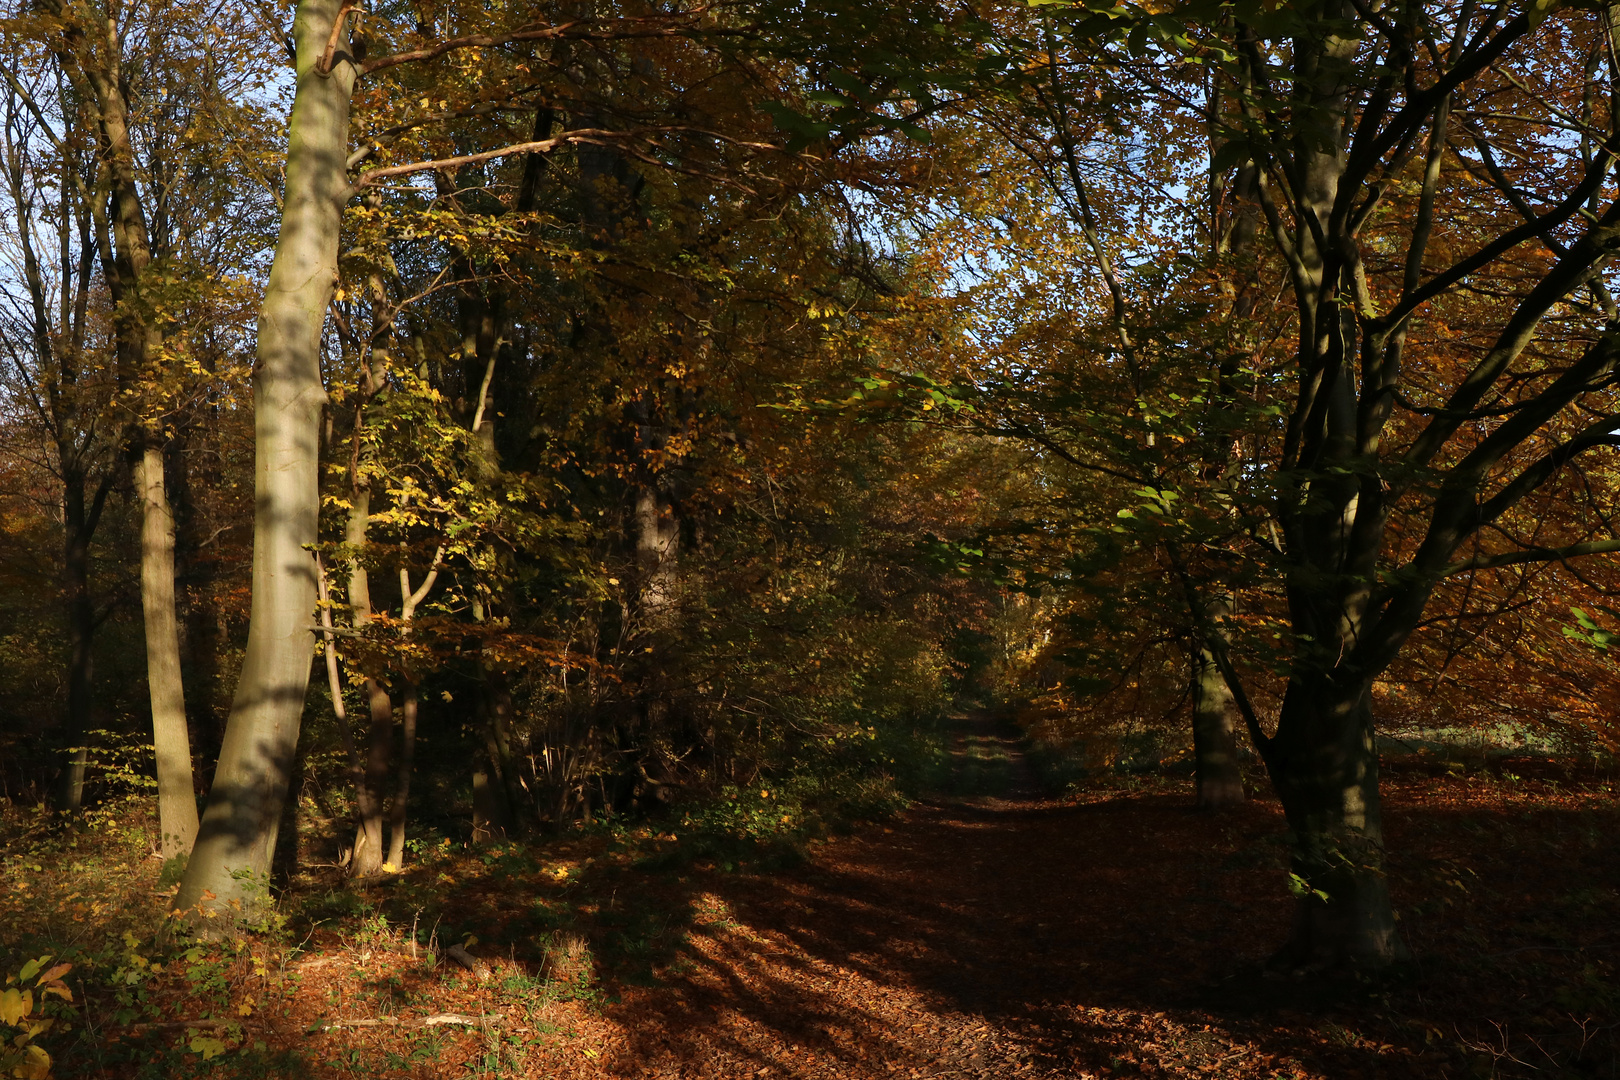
[386,689,417,869]
[487,672,529,823]
[173,423,227,759]
[173,0,353,927]
[353,677,393,873]
[382,552,440,868]
[317,554,386,877]
[471,766,507,841]
[472,667,513,841]
[138,445,200,858]
[55,473,96,813]
[51,0,203,846]
[343,488,394,878]
[1191,642,1243,809]
[1265,676,1403,969]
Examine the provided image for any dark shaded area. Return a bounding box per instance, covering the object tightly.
[574,715,1620,1079]
[69,713,1615,1079]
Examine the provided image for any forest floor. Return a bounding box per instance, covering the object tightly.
[8,712,1620,1079]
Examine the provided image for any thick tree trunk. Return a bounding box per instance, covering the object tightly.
[138,445,200,859]
[1266,676,1404,970]
[1191,644,1243,809]
[173,0,352,927]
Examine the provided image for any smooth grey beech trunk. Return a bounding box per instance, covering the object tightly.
[139,447,200,858]
[173,0,353,925]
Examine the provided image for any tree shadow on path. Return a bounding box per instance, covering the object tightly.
[594,712,1311,1079]
[593,714,1620,1079]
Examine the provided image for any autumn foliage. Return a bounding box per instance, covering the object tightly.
[2,0,1620,1074]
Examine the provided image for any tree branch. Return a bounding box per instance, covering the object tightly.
[1442,536,1620,575]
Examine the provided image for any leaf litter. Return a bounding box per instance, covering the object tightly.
[7,719,1619,1078]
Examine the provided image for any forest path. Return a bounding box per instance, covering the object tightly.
[588,711,1311,1080]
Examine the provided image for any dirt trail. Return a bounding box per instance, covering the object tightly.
[588,712,1308,1080]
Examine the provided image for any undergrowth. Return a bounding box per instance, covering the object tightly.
[0,714,950,1077]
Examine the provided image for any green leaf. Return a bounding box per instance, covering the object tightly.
[190,1035,228,1060]
[1287,872,1330,903]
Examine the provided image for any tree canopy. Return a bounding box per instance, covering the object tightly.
[4,0,1620,987]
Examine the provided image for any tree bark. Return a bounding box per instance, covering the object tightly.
[472,665,515,841]
[386,689,417,869]
[353,677,393,873]
[384,552,440,868]
[173,0,353,927]
[54,470,100,813]
[1267,677,1403,969]
[138,445,200,858]
[1190,643,1243,809]
[343,487,394,878]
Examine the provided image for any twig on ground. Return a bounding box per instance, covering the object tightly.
[442,943,493,980]
[311,1013,513,1032]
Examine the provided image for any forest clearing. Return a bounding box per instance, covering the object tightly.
[5,0,1620,1074]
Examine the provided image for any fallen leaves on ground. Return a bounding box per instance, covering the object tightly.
[10,724,1619,1078]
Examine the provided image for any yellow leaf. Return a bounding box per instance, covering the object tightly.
[12,1042,49,1080]
[0,990,30,1028]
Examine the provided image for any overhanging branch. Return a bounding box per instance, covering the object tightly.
[1443,536,1620,575]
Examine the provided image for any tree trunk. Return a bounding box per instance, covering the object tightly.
[472,669,516,841]
[138,444,200,859]
[472,766,508,841]
[487,671,529,824]
[352,678,393,874]
[173,0,353,927]
[383,555,439,868]
[343,487,394,878]
[1266,676,1404,970]
[173,423,228,764]
[48,0,202,849]
[54,473,97,813]
[1191,643,1243,809]
[385,688,417,869]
